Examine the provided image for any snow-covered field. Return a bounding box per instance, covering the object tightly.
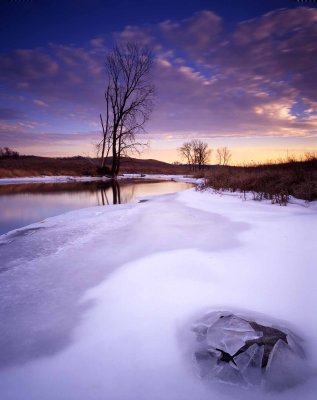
[0,188,316,400]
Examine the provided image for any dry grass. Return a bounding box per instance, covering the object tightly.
[201,156,317,204]
[0,156,96,178]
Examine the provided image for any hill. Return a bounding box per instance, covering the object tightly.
[0,155,190,178]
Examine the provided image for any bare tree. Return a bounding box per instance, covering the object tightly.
[178,141,195,170]
[178,139,211,170]
[216,148,223,165]
[216,147,232,166]
[194,140,211,170]
[98,42,155,177]
[0,147,19,159]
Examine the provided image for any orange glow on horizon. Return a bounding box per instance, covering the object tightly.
[139,145,317,166]
[14,137,317,166]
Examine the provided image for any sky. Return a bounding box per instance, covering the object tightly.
[0,0,317,165]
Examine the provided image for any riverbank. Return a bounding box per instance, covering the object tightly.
[0,174,202,185]
[0,174,203,186]
[0,189,316,399]
[0,175,110,185]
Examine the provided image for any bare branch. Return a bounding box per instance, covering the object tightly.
[178,139,211,170]
[216,147,232,166]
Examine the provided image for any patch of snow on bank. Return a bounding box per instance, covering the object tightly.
[0,176,111,186]
[121,173,203,184]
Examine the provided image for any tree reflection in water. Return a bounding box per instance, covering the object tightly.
[98,180,131,205]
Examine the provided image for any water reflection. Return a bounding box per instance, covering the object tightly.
[0,180,193,235]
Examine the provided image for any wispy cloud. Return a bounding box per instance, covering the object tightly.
[33,99,49,108]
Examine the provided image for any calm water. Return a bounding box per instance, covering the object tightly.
[0,180,193,235]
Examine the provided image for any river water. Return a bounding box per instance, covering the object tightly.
[0,179,193,235]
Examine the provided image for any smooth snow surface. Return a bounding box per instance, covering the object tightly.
[0,189,316,400]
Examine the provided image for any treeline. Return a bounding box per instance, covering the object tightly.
[0,147,20,159]
[200,153,317,205]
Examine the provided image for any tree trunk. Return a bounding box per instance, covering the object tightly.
[100,114,106,168]
[111,136,117,178]
[111,180,120,204]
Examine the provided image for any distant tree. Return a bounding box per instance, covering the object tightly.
[216,147,232,166]
[97,42,155,178]
[178,139,211,170]
[0,147,19,159]
[194,140,211,170]
[304,151,317,162]
[178,141,195,169]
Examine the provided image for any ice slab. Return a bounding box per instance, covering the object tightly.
[265,339,308,391]
[234,344,264,386]
[194,350,220,378]
[215,363,245,385]
[191,311,308,392]
[206,315,262,355]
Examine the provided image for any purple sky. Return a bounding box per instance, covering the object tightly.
[0,0,316,164]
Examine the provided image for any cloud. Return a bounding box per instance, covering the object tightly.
[0,44,106,109]
[0,49,59,82]
[0,129,99,157]
[0,6,316,153]
[216,8,317,103]
[129,7,316,140]
[160,10,222,58]
[33,99,49,108]
[89,37,106,48]
[115,25,156,47]
[0,120,48,133]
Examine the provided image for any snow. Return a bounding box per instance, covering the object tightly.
[0,175,111,186]
[0,188,316,399]
[0,174,202,186]
[121,173,204,184]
